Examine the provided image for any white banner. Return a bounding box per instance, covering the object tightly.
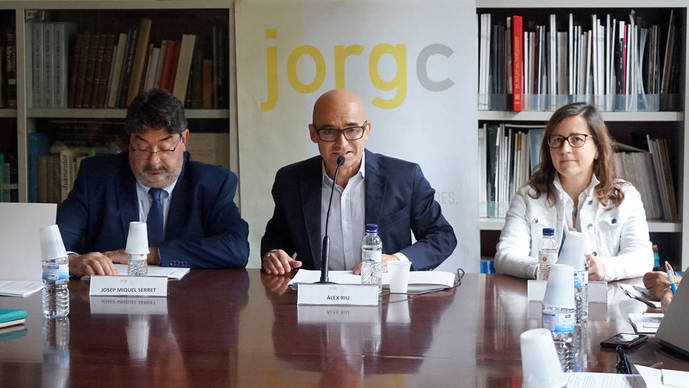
[236,0,478,272]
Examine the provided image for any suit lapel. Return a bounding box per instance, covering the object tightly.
[165,152,190,239]
[300,156,322,269]
[116,152,139,237]
[365,150,387,226]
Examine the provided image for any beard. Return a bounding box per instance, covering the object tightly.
[136,164,174,187]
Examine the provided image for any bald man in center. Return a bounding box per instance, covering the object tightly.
[260,89,457,275]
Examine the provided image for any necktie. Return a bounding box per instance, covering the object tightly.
[147,188,164,247]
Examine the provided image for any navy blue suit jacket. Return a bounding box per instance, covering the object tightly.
[57,151,249,268]
[260,150,457,270]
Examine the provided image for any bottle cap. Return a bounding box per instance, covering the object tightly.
[365,224,378,233]
[542,227,555,237]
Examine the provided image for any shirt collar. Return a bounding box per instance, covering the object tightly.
[136,177,178,197]
[321,152,366,184]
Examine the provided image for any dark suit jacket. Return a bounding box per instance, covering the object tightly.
[260,150,456,270]
[57,151,249,268]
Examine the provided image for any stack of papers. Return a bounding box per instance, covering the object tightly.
[288,269,456,291]
[636,364,689,388]
[628,312,664,334]
[619,284,662,309]
[0,280,43,297]
[112,264,190,280]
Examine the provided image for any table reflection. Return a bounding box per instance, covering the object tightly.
[262,273,455,381]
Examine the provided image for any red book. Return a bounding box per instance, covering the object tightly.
[512,16,523,112]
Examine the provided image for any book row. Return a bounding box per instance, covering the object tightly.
[29,19,228,109]
[478,10,681,112]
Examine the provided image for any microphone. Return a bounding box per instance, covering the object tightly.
[319,156,345,283]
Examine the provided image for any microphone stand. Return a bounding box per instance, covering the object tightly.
[318,156,345,284]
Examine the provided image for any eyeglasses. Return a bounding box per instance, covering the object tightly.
[130,135,182,156]
[615,346,631,374]
[314,121,367,142]
[548,134,591,148]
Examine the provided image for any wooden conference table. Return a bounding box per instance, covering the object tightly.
[0,270,687,387]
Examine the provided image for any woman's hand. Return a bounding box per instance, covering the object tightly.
[587,254,606,281]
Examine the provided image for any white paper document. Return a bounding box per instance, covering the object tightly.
[619,284,662,309]
[112,264,190,280]
[628,313,663,334]
[636,364,689,388]
[566,372,644,388]
[0,280,43,297]
[288,269,455,291]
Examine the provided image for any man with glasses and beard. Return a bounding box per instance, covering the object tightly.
[58,88,249,276]
[260,89,456,275]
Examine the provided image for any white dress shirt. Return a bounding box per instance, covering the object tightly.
[320,153,410,270]
[321,155,366,270]
[495,176,653,281]
[135,178,178,239]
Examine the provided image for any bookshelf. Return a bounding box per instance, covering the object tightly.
[476,2,689,271]
[0,0,236,205]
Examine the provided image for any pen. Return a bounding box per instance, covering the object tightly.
[664,261,678,294]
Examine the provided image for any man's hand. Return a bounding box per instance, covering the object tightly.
[352,254,398,275]
[104,249,128,264]
[261,273,292,296]
[643,271,678,300]
[262,249,302,275]
[587,254,606,281]
[69,252,118,276]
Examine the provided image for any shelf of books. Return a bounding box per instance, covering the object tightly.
[0,10,17,203]
[28,108,228,119]
[11,6,232,204]
[476,5,689,270]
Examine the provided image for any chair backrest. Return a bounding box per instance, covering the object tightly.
[0,203,57,281]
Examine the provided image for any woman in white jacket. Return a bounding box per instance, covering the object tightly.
[495,102,653,281]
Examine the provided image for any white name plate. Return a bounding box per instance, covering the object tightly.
[89,296,169,315]
[297,283,379,306]
[89,276,167,297]
[588,281,608,303]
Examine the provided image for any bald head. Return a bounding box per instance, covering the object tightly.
[312,89,366,124]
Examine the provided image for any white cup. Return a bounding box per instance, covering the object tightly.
[520,328,566,388]
[543,264,575,308]
[388,261,411,293]
[125,222,150,255]
[558,230,587,271]
[40,224,67,260]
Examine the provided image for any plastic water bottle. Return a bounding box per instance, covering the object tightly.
[361,224,382,291]
[42,317,70,388]
[542,304,576,371]
[574,264,589,323]
[128,253,148,277]
[537,228,558,280]
[42,254,70,318]
[542,264,576,372]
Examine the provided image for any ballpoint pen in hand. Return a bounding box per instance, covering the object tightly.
[664,261,678,294]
